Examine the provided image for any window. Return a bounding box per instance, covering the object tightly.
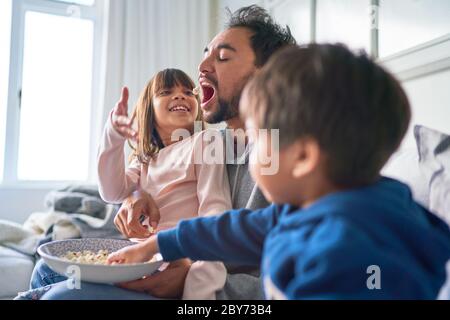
[18,11,94,181]
[1,0,103,184]
[0,0,12,181]
[54,0,95,5]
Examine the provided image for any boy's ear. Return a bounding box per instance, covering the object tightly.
[291,138,321,179]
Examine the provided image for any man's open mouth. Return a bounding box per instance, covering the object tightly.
[201,84,216,106]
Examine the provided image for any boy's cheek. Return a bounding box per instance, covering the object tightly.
[249,161,270,200]
[249,149,266,187]
[249,139,271,175]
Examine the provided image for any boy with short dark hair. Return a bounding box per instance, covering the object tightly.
[108,44,450,299]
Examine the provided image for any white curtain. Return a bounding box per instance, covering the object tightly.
[98,0,216,126]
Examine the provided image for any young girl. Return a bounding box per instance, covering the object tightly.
[97,69,232,300]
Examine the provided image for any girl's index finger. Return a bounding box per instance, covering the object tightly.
[120,87,129,106]
[116,87,129,116]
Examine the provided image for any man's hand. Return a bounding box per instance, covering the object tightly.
[112,86,138,141]
[118,259,192,299]
[114,189,161,238]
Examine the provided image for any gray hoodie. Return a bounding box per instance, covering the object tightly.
[216,130,270,300]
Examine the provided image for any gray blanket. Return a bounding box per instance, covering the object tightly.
[1,185,124,259]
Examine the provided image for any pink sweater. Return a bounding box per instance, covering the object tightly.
[97,115,232,299]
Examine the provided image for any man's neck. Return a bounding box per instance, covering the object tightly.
[226,119,249,146]
[225,117,249,160]
[226,117,245,131]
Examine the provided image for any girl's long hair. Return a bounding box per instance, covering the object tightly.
[129,69,202,164]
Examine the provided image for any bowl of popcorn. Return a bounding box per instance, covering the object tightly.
[37,238,164,284]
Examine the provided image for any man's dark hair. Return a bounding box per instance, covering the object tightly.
[242,44,411,188]
[226,5,296,67]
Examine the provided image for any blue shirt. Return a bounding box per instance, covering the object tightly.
[158,177,450,299]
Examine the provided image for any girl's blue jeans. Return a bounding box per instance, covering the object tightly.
[15,259,157,300]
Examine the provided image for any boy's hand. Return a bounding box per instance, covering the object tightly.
[107,236,159,265]
[111,86,138,141]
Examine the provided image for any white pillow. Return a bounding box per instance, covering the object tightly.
[414,125,450,226]
[382,147,429,208]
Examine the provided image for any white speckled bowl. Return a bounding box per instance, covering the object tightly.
[37,238,164,284]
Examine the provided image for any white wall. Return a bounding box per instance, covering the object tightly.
[219,0,263,12]
[401,69,450,149]
[0,187,50,223]
[217,0,264,29]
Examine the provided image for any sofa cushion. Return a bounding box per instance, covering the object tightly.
[415,125,450,226]
[0,246,34,299]
[382,146,429,208]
